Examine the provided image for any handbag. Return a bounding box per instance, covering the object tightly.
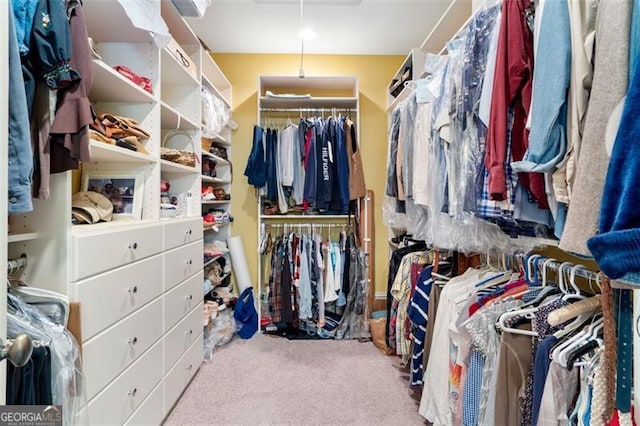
[113,65,153,94]
[162,130,199,167]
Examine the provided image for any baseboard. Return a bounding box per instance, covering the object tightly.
[372,292,387,313]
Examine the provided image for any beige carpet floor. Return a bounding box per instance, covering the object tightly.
[164,333,425,425]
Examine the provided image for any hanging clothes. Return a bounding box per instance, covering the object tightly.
[261,226,368,340]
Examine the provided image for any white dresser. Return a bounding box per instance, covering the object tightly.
[69,218,203,424]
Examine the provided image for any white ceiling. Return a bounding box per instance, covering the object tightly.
[186,0,457,55]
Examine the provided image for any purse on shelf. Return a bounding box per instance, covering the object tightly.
[113,65,153,94]
[161,130,199,167]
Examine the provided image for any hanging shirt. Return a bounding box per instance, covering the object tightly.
[485,0,538,202]
[279,124,297,187]
[512,0,571,173]
[390,251,430,358]
[407,266,434,387]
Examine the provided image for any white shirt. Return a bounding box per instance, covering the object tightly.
[419,268,483,425]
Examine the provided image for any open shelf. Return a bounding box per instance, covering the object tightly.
[90,60,156,103]
[260,215,350,220]
[201,150,229,165]
[84,1,156,43]
[202,176,232,184]
[419,0,472,54]
[203,222,231,232]
[202,200,231,205]
[260,96,358,109]
[161,101,200,131]
[88,140,155,163]
[160,159,198,174]
[8,232,41,243]
[161,48,199,87]
[202,133,228,146]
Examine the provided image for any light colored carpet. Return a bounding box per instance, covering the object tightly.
[164,334,425,425]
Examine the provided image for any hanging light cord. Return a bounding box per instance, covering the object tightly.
[299,0,305,78]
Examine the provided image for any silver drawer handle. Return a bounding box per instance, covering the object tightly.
[128,286,138,294]
[128,242,138,250]
[185,294,193,301]
[128,337,138,345]
[186,329,193,336]
[128,388,137,397]
[186,364,193,371]
[186,259,193,266]
[186,229,192,236]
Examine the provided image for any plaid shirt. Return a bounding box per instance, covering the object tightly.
[391,252,431,358]
[477,106,517,220]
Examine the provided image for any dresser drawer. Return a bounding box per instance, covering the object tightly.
[73,254,163,341]
[164,303,203,372]
[164,335,203,412]
[72,224,163,281]
[164,218,203,251]
[84,297,163,400]
[88,340,163,425]
[164,272,202,331]
[163,241,203,291]
[124,381,163,426]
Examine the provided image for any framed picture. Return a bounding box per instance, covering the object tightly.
[82,171,145,221]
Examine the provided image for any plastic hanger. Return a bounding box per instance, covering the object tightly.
[552,315,603,367]
[496,307,539,336]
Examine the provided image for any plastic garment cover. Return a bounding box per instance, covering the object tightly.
[7,294,88,426]
[201,86,230,137]
[335,244,369,340]
[383,105,408,229]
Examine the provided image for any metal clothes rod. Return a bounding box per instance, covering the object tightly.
[260,108,355,113]
[7,254,27,273]
[265,223,351,229]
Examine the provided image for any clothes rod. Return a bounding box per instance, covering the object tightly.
[266,223,351,228]
[7,254,27,274]
[260,108,355,113]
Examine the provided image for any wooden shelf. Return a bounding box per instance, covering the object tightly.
[260,215,349,220]
[161,48,199,87]
[84,1,156,43]
[419,0,472,54]
[260,96,358,109]
[204,253,227,268]
[201,176,231,184]
[88,140,155,163]
[90,60,156,103]
[7,232,41,243]
[203,222,231,231]
[202,133,228,146]
[160,101,200,131]
[387,84,414,112]
[160,159,199,174]
[201,150,230,165]
[202,200,231,205]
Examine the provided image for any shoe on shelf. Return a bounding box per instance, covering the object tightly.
[202,186,215,201]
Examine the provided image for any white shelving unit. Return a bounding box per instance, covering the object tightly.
[386,0,472,107]
[255,75,359,325]
[3,0,233,422]
[200,38,234,300]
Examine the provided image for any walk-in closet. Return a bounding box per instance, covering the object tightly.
[3,0,640,424]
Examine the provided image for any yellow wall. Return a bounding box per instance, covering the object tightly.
[212,53,404,296]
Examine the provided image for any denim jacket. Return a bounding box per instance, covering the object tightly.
[8,2,34,213]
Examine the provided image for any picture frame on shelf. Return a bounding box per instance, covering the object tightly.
[82,171,145,221]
